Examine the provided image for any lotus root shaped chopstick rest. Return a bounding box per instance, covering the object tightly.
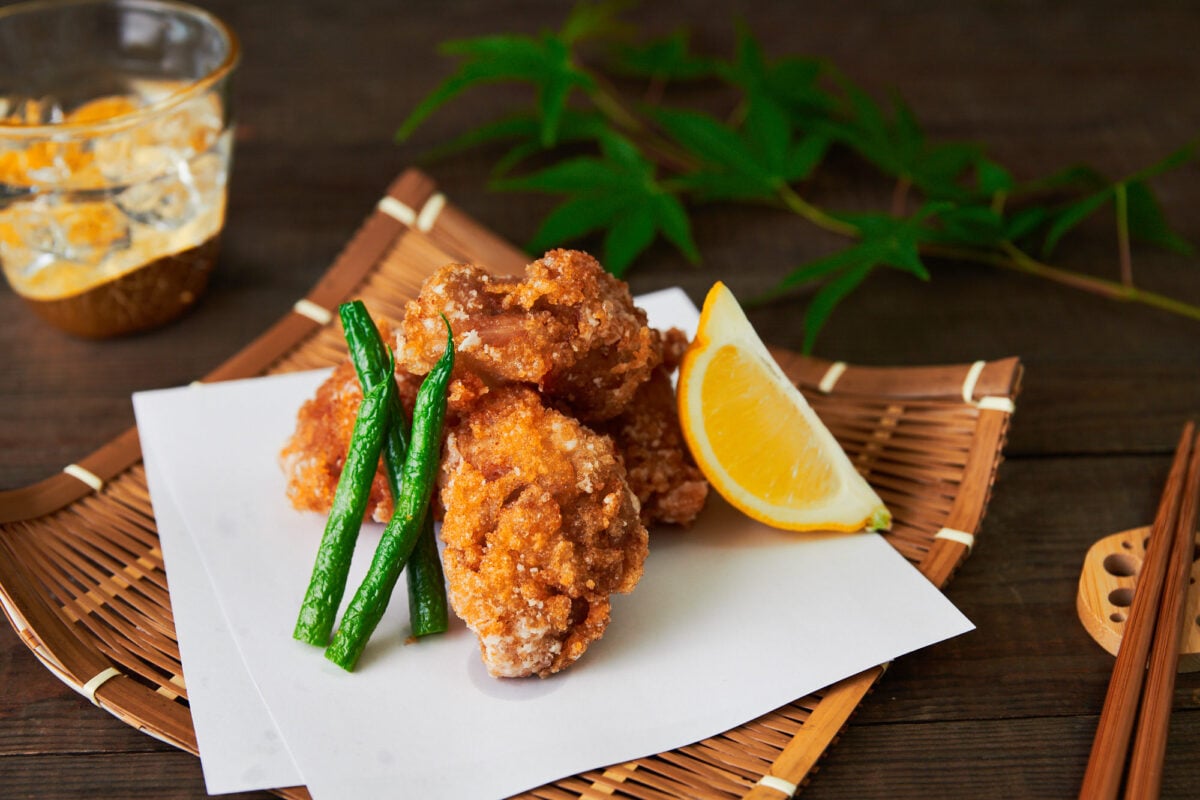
[1077,526,1200,671]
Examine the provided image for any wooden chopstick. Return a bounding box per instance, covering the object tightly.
[1078,421,1195,800]
[1123,428,1200,800]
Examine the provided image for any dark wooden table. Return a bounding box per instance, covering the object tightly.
[2,1,1199,798]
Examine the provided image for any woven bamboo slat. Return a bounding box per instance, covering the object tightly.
[0,168,1021,800]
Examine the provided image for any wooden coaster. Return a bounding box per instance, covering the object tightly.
[1077,526,1200,671]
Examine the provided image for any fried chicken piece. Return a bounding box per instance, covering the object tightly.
[279,321,422,523]
[599,325,707,525]
[398,249,661,422]
[599,364,708,527]
[438,386,648,677]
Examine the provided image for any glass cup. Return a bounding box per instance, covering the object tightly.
[0,0,239,337]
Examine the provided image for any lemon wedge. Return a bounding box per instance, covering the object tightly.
[678,282,890,532]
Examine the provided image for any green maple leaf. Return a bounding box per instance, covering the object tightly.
[769,206,941,352]
[1040,143,1196,258]
[717,25,833,130]
[644,28,834,203]
[395,33,595,148]
[610,30,717,80]
[925,204,1007,248]
[491,136,699,275]
[975,158,1014,196]
[654,107,827,202]
[1002,205,1053,245]
[817,80,984,202]
[420,109,616,176]
[1016,163,1108,197]
[1040,190,1111,258]
[1125,179,1194,255]
[558,0,637,45]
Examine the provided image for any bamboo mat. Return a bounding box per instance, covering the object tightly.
[0,168,1022,800]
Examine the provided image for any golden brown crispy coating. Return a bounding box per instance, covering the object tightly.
[660,326,690,372]
[598,364,708,527]
[438,386,648,677]
[281,318,707,531]
[279,322,421,523]
[398,249,661,422]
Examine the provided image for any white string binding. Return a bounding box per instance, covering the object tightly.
[960,360,985,403]
[62,464,104,492]
[293,299,333,326]
[960,360,1014,414]
[977,395,1016,413]
[376,195,416,226]
[416,192,446,232]
[934,527,975,554]
[817,361,847,394]
[755,775,799,796]
[81,666,122,705]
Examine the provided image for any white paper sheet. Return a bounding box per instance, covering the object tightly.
[133,288,973,799]
[141,448,305,792]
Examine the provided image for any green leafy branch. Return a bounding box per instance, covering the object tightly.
[396,1,1199,351]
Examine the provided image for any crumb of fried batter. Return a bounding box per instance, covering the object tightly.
[599,362,709,527]
[438,386,648,678]
[660,326,690,372]
[398,249,662,422]
[279,320,420,523]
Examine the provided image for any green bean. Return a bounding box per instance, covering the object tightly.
[406,512,448,637]
[338,301,449,639]
[325,318,454,670]
[293,376,391,646]
[339,301,409,486]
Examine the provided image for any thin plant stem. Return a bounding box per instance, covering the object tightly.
[776,184,858,237]
[586,75,697,174]
[1114,182,1134,286]
[589,79,645,134]
[958,242,1200,321]
[891,177,911,217]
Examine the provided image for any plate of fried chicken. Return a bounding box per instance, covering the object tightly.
[132,247,973,800]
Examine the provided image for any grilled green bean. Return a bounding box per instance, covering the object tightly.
[293,376,391,645]
[338,301,449,639]
[339,301,409,477]
[325,318,454,670]
[406,512,448,637]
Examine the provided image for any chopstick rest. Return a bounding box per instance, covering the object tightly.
[1076,528,1200,671]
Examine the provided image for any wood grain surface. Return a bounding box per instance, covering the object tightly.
[2,1,1199,798]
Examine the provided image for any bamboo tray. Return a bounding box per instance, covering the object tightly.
[0,168,1022,800]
